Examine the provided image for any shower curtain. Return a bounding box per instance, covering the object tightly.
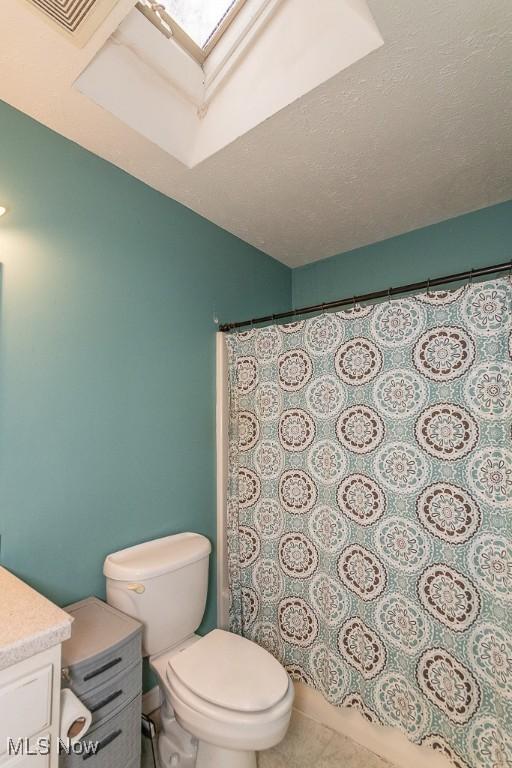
[226,277,512,768]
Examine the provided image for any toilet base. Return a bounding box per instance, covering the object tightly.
[196,741,257,768]
[155,694,258,768]
[158,698,197,768]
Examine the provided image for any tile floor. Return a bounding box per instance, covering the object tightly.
[142,709,395,768]
[258,710,394,768]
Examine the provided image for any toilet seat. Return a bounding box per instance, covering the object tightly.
[167,664,294,752]
[167,669,293,723]
[152,629,294,752]
[168,629,289,713]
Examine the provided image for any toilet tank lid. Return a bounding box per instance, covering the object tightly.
[103,533,211,581]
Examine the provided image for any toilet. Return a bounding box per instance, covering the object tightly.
[103,532,294,768]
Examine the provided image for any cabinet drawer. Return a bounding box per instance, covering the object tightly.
[0,739,50,768]
[65,634,140,698]
[60,695,141,768]
[7,757,49,768]
[0,667,52,756]
[78,661,142,730]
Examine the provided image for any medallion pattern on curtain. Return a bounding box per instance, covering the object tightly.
[226,278,512,768]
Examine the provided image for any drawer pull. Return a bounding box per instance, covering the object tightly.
[89,689,123,713]
[83,657,122,682]
[83,729,122,760]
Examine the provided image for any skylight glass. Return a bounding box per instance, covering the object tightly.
[162,0,239,49]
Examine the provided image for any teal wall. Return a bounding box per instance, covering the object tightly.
[0,100,291,639]
[293,201,512,307]
[1,94,511,688]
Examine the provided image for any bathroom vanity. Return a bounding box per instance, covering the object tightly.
[0,567,73,768]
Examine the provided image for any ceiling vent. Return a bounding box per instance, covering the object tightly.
[25,0,119,46]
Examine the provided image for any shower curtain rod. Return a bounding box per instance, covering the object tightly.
[218,259,512,332]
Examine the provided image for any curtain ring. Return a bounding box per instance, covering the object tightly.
[469,268,474,285]
[387,286,392,300]
[322,302,326,314]
[352,296,357,311]
[426,278,431,297]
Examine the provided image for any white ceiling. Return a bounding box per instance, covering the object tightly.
[0,0,511,267]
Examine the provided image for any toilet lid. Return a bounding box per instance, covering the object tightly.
[168,629,289,713]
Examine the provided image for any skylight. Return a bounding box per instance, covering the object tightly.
[137,0,246,62]
[163,0,239,49]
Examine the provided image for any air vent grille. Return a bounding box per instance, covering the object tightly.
[25,0,119,45]
[29,0,97,33]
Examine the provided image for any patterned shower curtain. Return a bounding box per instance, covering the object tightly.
[225,277,512,768]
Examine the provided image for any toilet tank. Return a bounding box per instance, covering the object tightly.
[103,533,211,656]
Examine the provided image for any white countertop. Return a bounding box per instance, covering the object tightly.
[0,566,73,671]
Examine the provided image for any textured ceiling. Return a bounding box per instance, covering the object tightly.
[0,0,511,266]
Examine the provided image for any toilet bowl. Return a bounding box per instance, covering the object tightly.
[152,630,293,768]
[103,533,294,767]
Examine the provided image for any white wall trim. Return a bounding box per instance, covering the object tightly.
[216,332,230,630]
[293,682,452,768]
[203,0,279,103]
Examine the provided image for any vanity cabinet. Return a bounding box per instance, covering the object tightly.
[0,645,62,768]
[0,567,72,768]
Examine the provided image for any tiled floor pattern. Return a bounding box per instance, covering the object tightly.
[258,711,395,768]
[142,709,396,768]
